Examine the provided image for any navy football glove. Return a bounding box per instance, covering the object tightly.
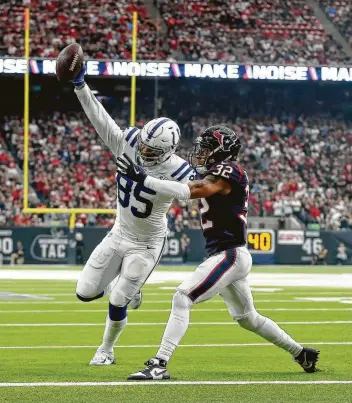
[116,154,147,184]
[71,63,86,88]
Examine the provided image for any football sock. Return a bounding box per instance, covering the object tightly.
[100,315,127,353]
[238,313,303,357]
[156,291,192,362]
[256,316,303,356]
[100,304,128,353]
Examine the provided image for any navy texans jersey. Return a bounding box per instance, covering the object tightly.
[200,161,249,255]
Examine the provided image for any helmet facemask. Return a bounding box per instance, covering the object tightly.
[189,138,219,174]
[137,134,175,167]
[137,117,181,167]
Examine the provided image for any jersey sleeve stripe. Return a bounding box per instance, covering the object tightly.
[176,166,193,181]
[234,163,243,182]
[171,161,189,178]
[130,133,138,147]
[125,127,138,142]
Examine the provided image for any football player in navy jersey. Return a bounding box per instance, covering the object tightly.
[117,125,319,380]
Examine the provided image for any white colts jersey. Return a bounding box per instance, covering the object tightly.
[75,84,195,239]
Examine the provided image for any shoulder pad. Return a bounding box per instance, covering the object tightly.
[168,156,196,182]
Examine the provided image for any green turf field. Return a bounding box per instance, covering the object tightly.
[0,266,352,402]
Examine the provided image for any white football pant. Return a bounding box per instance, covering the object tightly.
[157,246,303,361]
[76,231,166,306]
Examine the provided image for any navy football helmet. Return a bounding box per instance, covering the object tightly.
[189,125,241,173]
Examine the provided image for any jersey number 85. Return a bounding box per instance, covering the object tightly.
[116,174,155,219]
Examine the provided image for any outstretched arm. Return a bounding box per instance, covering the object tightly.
[116,153,231,200]
[73,67,125,156]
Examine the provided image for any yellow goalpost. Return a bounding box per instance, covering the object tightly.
[22,9,139,229]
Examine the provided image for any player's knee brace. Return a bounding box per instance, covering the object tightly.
[172,290,193,311]
[237,310,266,332]
[76,281,103,302]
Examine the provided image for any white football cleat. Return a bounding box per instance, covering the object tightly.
[128,358,170,380]
[89,348,115,366]
[129,290,142,310]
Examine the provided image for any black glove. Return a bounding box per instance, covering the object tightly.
[116,153,147,184]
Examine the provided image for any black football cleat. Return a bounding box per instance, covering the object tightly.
[128,358,170,380]
[293,347,320,373]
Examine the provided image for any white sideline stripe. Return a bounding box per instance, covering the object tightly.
[0,341,351,349]
[1,308,352,313]
[2,381,352,387]
[1,321,352,327]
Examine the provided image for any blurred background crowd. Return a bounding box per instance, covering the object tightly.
[0,0,351,233]
[1,80,351,231]
[1,0,351,64]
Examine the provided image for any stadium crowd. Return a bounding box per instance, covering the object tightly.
[319,0,352,47]
[157,0,348,64]
[0,0,349,64]
[0,0,170,61]
[0,110,351,230]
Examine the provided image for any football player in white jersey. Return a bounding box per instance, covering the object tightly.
[71,67,195,366]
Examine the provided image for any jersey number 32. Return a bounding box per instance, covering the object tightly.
[116,174,155,218]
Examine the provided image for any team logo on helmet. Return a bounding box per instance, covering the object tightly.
[188,125,242,174]
[213,130,224,147]
[146,118,171,141]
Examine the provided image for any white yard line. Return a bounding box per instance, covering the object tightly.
[4,292,352,297]
[1,293,175,297]
[1,381,352,387]
[0,300,318,305]
[0,321,352,327]
[255,292,352,295]
[0,341,351,350]
[3,289,352,294]
[2,270,352,288]
[1,308,352,313]
[3,291,352,301]
[9,292,352,297]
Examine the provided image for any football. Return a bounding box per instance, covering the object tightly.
[56,43,84,82]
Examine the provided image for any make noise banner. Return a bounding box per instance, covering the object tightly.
[1,58,352,82]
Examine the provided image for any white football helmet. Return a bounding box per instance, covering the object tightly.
[137,117,180,166]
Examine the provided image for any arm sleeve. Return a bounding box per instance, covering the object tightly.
[75,84,124,156]
[145,176,191,200]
